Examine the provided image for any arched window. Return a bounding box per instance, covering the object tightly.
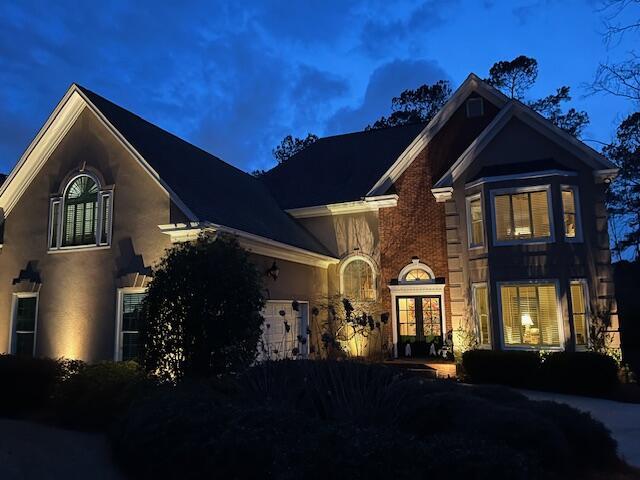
[398,259,435,284]
[340,256,376,301]
[49,172,113,250]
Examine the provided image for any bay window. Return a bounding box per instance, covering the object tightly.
[466,194,484,248]
[569,280,589,347]
[561,186,581,241]
[492,187,552,244]
[499,282,562,348]
[472,283,491,347]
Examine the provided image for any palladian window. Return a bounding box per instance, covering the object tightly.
[49,173,113,250]
[340,257,376,301]
[492,187,552,244]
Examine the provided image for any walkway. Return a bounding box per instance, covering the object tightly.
[521,389,640,468]
[0,418,123,479]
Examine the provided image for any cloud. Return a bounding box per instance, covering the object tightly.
[326,58,450,134]
[359,1,458,58]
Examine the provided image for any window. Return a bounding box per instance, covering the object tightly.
[569,280,589,347]
[466,194,484,247]
[116,290,146,361]
[492,187,552,244]
[466,97,484,118]
[561,186,581,241]
[341,257,376,301]
[499,282,562,348]
[259,301,309,360]
[472,284,491,347]
[10,294,38,357]
[404,269,430,282]
[49,173,113,250]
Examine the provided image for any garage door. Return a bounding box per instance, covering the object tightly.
[259,301,308,361]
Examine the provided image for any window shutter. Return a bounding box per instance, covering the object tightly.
[101,193,112,245]
[50,200,60,248]
[530,191,550,238]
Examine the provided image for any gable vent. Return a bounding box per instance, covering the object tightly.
[466,97,484,118]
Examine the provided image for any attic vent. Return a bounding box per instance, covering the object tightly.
[466,97,484,118]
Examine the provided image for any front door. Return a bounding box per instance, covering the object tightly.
[396,296,443,357]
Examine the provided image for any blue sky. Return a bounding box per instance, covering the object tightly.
[0,0,637,174]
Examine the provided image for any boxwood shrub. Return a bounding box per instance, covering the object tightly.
[539,351,619,395]
[462,349,541,387]
[53,361,151,430]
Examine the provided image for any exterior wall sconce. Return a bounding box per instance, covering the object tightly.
[265,261,280,281]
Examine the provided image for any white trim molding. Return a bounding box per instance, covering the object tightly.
[434,101,615,190]
[114,287,147,361]
[594,168,619,184]
[489,184,556,247]
[388,282,447,358]
[368,73,509,196]
[286,194,398,218]
[158,222,340,269]
[464,169,577,190]
[8,292,40,356]
[0,84,198,223]
[339,253,378,301]
[431,187,453,203]
[496,279,565,351]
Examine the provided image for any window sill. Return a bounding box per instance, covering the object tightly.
[502,345,564,352]
[48,244,111,254]
[493,238,554,247]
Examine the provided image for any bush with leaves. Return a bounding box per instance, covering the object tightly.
[53,361,150,430]
[141,235,265,381]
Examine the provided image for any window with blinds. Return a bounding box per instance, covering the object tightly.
[570,280,589,346]
[493,189,551,243]
[500,283,561,348]
[342,258,376,301]
[49,174,113,250]
[562,187,579,239]
[473,284,491,346]
[12,295,38,357]
[467,196,484,247]
[120,292,146,361]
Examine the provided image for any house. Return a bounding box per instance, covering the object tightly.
[0,74,620,363]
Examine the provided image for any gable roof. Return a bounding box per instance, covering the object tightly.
[261,122,427,209]
[433,100,616,188]
[0,85,333,259]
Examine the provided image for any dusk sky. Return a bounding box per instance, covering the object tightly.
[0,0,637,174]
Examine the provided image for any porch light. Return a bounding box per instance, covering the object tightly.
[265,261,280,281]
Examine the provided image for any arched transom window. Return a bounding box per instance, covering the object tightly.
[340,256,376,301]
[49,173,113,250]
[398,259,435,284]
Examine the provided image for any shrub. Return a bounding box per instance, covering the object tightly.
[53,361,150,430]
[141,235,265,381]
[462,349,541,387]
[539,351,619,395]
[0,355,64,414]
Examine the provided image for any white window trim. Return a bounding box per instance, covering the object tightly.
[490,184,555,246]
[339,254,378,301]
[48,172,114,252]
[114,287,147,361]
[466,193,485,249]
[569,278,590,350]
[8,292,39,356]
[561,184,583,243]
[471,282,491,349]
[261,300,310,359]
[496,279,565,351]
[397,259,436,284]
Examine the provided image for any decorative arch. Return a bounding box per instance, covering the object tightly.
[49,168,114,250]
[397,258,436,284]
[339,253,377,301]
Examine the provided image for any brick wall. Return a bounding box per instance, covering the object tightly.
[378,94,500,348]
